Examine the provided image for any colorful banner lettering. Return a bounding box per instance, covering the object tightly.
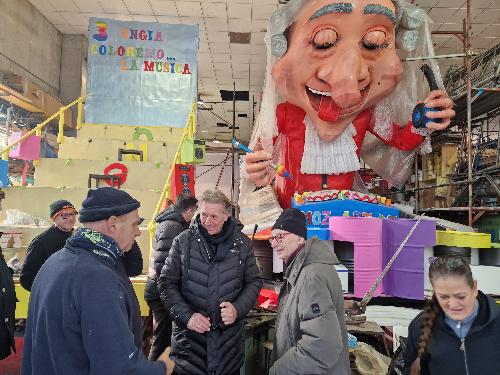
[85,18,198,127]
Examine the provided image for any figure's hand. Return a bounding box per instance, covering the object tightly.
[220,302,238,325]
[244,142,274,187]
[187,313,211,333]
[422,89,455,131]
[158,347,174,375]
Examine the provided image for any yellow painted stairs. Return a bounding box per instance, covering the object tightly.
[0,98,196,317]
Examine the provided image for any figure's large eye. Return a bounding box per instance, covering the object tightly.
[312,28,338,49]
[362,30,388,50]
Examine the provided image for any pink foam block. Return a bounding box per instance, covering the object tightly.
[8,132,41,161]
[330,217,384,298]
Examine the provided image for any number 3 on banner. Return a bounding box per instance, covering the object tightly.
[103,163,128,187]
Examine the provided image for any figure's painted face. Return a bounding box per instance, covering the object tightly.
[272,0,403,141]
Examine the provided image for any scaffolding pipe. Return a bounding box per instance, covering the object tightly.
[465,0,473,227]
[414,154,419,213]
[411,178,478,192]
[401,53,471,62]
[231,82,236,214]
[423,207,500,213]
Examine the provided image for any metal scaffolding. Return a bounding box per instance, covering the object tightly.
[411,0,500,226]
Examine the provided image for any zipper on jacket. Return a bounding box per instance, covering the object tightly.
[460,338,470,375]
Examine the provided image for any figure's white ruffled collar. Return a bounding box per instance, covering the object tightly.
[300,116,361,175]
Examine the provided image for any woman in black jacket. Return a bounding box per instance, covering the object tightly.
[404,256,500,375]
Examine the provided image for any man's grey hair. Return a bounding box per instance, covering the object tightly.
[201,189,232,214]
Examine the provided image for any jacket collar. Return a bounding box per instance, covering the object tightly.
[284,238,340,285]
[435,291,497,336]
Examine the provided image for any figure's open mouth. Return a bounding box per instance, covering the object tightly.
[306,85,371,121]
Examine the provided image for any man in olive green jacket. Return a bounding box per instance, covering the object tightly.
[269,208,350,375]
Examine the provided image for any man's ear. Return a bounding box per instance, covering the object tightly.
[107,216,118,232]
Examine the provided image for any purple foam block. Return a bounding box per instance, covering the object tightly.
[382,219,436,300]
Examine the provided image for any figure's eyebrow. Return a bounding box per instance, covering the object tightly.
[364,4,397,24]
[308,3,353,22]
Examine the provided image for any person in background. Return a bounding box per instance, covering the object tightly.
[404,256,500,375]
[21,187,172,375]
[268,208,350,375]
[145,192,198,360]
[0,232,16,360]
[123,240,144,277]
[20,200,76,291]
[20,199,143,292]
[158,189,262,375]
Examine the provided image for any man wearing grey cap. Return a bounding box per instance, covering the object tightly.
[268,208,349,375]
[22,187,172,375]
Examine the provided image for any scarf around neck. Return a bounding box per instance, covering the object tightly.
[196,216,234,246]
[68,227,123,264]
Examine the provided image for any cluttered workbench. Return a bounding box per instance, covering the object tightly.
[243,310,275,375]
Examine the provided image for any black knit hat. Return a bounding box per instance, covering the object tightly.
[79,187,140,223]
[50,200,75,220]
[272,208,307,239]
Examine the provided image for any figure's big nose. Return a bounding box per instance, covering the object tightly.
[316,48,369,108]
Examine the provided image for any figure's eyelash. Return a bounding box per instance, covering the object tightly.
[362,41,389,50]
[311,35,341,49]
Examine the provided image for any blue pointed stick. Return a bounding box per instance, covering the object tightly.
[232,138,292,180]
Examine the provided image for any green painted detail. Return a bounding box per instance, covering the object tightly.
[133,128,154,142]
[180,139,205,164]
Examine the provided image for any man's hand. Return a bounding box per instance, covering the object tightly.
[220,302,238,325]
[422,89,455,131]
[244,142,274,186]
[187,312,211,333]
[158,347,174,375]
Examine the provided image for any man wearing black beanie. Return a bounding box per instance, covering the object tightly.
[22,187,172,375]
[268,208,350,375]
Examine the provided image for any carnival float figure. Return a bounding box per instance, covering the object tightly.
[241,0,455,213]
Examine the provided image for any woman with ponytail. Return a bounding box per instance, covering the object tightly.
[403,256,500,374]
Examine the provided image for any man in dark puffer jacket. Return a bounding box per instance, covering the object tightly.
[158,189,262,375]
[145,193,198,360]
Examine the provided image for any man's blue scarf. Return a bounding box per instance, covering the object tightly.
[68,227,123,264]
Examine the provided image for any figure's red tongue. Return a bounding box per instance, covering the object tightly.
[318,95,340,122]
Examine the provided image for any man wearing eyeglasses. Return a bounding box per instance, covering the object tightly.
[22,187,172,375]
[20,199,77,291]
[269,208,350,375]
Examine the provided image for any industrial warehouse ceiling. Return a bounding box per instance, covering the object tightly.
[27,0,500,142]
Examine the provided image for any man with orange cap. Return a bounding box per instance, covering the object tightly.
[20,199,77,291]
